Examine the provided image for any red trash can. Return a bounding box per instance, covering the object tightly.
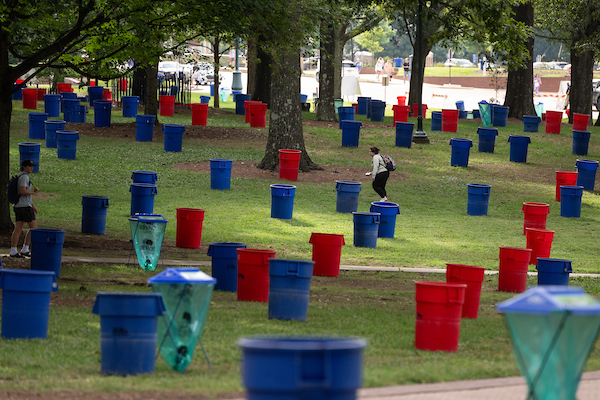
[545,110,562,134]
[36,88,47,101]
[397,96,407,106]
[525,228,554,266]
[57,83,72,93]
[244,101,262,123]
[237,248,277,302]
[279,149,302,181]
[555,171,578,202]
[445,264,486,319]
[411,103,427,117]
[22,88,38,109]
[309,233,345,277]
[521,202,550,235]
[392,105,410,124]
[498,246,532,293]
[414,281,466,352]
[572,113,589,131]
[441,109,459,132]
[159,95,175,116]
[175,208,205,248]
[249,103,268,128]
[102,88,112,101]
[191,103,209,126]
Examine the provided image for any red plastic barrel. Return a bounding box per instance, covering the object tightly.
[555,171,578,201]
[57,83,72,93]
[445,264,486,319]
[249,103,268,128]
[397,96,407,105]
[36,88,47,101]
[352,103,358,114]
[237,248,277,302]
[159,95,175,116]
[244,101,262,123]
[414,281,466,352]
[22,88,38,109]
[392,105,410,124]
[525,228,554,266]
[521,202,550,235]
[441,109,459,132]
[102,88,112,101]
[309,233,345,277]
[411,103,427,117]
[498,246,532,292]
[545,110,562,134]
[572,113,589,131]
[191,103,209,126]
[175,208,205,248]
[279,149,302,181]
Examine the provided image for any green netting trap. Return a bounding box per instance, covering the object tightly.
[148,268,216,372]
[478,101,492,127]
[129,214,168,271]
[497,286,600,400]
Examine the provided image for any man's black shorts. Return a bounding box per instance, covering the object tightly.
[14,206,35,222]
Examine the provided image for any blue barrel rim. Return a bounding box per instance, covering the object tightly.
[28,112,49,119]
[270,184,296,190]
[449,138,473,147]
[238,335,368,350]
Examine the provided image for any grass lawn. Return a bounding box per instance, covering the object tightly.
[1,98,599,396]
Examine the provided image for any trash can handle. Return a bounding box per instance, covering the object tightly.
[296,351,331,388]
[288,262,299,276]
[448,287,463,304]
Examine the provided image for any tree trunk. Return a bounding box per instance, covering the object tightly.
[0,31,16,233]
[143,60,159,121]
[504,3,535,118]
[333,24,347,100]
[407,39,433,108]
[247,39,257,98]
[569,48,594,125]
[316,20,337,122]
[132,64,146,101]
[212,37,221,109]
[257,47,319,172]
[253,38,272,104]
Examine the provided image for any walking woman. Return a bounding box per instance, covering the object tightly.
[365,147,389,201]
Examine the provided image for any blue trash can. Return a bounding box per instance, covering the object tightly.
[472,109,480,119]
[12,82,25,100]
[18,142,41,173]
[268,259,314,321]
[43,94,61,117]
[28,112,48,140]
[455,101,465,111]
[94,100,112,127]
[235,94,251,115]
[536,258,572,286]
[162,124,185,152]
[508,135,531,163]
[477,127,498,153]
[353,212,380,248]
[431,111,442,131]
[135,114,155,142]
[560,185,584,218]
[575,159,598,191]
[129,183,157,216]
[467,183,491,216]
[92,292,166,375]
[60,92,77,113]
[210,84,214,96]
[45,120,65,148]
[210,159,233,190]
[449,138,473,167]
[338,106,355,129]
[370,100,386,122]
[270,184,296,219]
[200,95,211,104]
[88,86,104,106]
[395,122,414,148]
[572,130,591,156]
[341,120,362,147]
[207,242,247,292]
[522,115,541,132]
[0,269,58,339]
[335,180,361,213]
[30,229,66,277]
[122,96,139,118]
[369,201,400,238]
[357,97,370,115]
[131,170,157,184]
[63,99,81,123]
[70,105,87,123]
[56,131,80,160]
[239,336,367,400]
[492,105,509,127]
[300,94,308,103]
[459,110,468,119]
[81,196,110,234]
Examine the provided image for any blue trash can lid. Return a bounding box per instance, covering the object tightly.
[148,267,216,284]
[496,286,600,315]
[0,269,58,292]
[128,213,167,223]
[575,159,599,170]
[238,335,368,350]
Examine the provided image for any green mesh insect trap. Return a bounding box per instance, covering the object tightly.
[497,286,600,400]
[129,214,168,271]
[148,268,216,372]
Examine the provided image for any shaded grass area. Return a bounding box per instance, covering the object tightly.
[2,263,600,394]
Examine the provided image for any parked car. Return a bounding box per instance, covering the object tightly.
[593,79,600,111]
[192,61,222,85]
[444,58,475,67]
[158,61,192,78]
[316,59,359,82]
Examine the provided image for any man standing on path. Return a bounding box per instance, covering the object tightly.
[10,159,40,258]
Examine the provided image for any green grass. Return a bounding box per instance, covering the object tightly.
[3,99,600,395]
